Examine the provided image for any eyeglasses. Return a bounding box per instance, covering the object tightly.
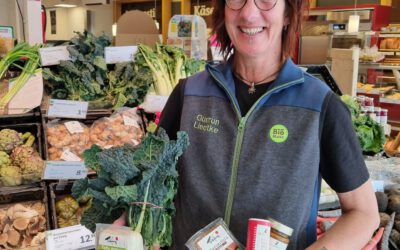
[225,0,277,11]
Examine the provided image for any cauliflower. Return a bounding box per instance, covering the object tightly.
[0,129,31,153]
[0,165,22,186]
[0,151,11,167]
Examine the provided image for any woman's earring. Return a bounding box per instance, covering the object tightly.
[283,25,288,31]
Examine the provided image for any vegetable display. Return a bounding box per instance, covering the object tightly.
[0,43,41,112]
[55,195,91,228]
[136,44,205,96]
[340,95,385,154]
[0,202,47,249]
[0,129,44,186]
[72,128,189,248]
[43,31,153,109]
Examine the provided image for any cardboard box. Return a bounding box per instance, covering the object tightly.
[116,10,160,47]
[0,72,43,115]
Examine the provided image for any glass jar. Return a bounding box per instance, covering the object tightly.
[268,218,293,250]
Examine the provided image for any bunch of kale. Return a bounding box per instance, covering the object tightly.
[43,31,153,109]
[71,129,189,248]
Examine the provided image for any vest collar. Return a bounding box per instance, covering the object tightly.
[207,57,304,90]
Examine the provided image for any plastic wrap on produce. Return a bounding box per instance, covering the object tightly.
[46,120,90,161]
[365,157,400,187]
[89,108,143,149]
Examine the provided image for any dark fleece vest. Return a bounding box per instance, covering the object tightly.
[172,59,331,249]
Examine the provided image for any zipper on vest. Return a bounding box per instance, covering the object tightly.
[224,117,246,226]
[209,68,304,226]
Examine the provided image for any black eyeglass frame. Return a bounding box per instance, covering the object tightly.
[225,0,277,11]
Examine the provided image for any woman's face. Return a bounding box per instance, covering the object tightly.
[225,0,288,59]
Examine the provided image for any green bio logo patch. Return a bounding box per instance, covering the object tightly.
[269,124,288,143]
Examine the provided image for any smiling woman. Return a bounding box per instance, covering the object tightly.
[157,0,380,249]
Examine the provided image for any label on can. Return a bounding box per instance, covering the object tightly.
[246,219,271,250]
[270,238,288,250]
[195,224,235,249]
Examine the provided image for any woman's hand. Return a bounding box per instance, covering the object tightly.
[112,211,127,226]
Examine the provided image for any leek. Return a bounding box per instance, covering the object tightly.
[0,43,41,110]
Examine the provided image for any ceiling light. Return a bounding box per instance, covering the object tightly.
[54,4,77,8]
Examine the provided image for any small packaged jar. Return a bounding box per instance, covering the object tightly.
[268,218,293,250]
[374,107,381,123]
[380,108,388,125]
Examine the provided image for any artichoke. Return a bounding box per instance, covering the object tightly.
[0,151,11,167]
[0,129,31,153]
[0,165,22,186]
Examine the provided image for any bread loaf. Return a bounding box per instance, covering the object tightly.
[380,39,387,49]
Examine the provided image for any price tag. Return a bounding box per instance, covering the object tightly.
[39,46,71,66]
[43,161,87,180]
[48,99,88,119]
[105,46,138,64]
[46,225,95,250]
[0,26,13,38]
[60,149,82,161]
[64,121,84,134]
[123,115,140,128]
[380,98,400,104]
[140,94,169,113]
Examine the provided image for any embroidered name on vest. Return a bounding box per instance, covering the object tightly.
[193,114,220,134]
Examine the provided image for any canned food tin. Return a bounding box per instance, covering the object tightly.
[246,218,272,250]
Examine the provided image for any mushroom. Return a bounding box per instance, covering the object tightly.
[27,216,40,235]
[30,232,45,247]
[7,204,38,220]
[30,202,45,216]
[38,215,47,231]
[2,224,10,233]
[0,233,8,247]
[0,210,7,232]
[13,218,30,231]
[22,234,33,246]
[7,230,20,247]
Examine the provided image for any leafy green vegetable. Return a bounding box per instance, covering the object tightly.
[0,43,41,110]
[340,95,385,154]
[136,44,205,96]
[72,129,189,248]
[43,31,152,108]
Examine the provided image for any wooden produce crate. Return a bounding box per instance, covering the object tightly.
[48,181,90,230]
[0,183,50,249]
[0,122,45,188]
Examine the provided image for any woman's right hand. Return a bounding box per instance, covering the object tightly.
[112,211,127,226]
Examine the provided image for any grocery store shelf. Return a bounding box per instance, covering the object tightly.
[379,33,400,38]
[358,62,400,70]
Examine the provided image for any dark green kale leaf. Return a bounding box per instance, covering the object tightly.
[97,145,141,185]
[105,185,138,203]
[80,200,124,232]
[83,144,103,172]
